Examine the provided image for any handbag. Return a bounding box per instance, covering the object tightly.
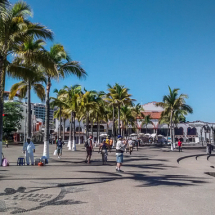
[53,149,57,156]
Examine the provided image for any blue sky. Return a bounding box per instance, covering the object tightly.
[6,0,215,122]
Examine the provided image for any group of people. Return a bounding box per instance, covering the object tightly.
[20,134,214,171]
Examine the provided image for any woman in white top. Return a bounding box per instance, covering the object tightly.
[115,135,127,172]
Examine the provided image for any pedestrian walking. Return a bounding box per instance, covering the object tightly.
[178,139,182,152]
[85,135,93,164]
[109,138,113,150]
[23,137,35,165]
[128,138,133,155]
[99,139,108,164]
[116,135,127,172]
[56,136,64,159]
[207,142,214,155]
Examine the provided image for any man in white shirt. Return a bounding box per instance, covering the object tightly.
[116,135,127,172]
[23,137,35,165]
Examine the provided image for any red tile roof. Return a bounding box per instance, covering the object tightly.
[137,111,162,119]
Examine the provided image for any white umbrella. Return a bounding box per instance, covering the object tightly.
[130,133,137,136]
[138,133,145,137]
[150,133,157,138]
[157,134,163,137]
[100,133,108,137]
[145,133,151,136]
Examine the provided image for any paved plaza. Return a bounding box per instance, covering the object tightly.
[0,144,215,215]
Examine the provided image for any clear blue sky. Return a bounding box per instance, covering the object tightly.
[5,0,215,122]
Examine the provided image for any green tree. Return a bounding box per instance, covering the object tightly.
[0,0,53,165]
[156,86,193,150]
[43,45,86,158]
[3,102,23,137]
[60,85,83,151]
[143,115,153,133]
[106,83,135,135]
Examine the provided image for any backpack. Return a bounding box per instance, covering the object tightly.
[84,139,90,148]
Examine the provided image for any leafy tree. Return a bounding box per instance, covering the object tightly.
[0,1,53,164]
[43,44,86,157]
[143,115,153,133]
[3,102,23,137]
[106,83,135,135]
[156,86,193,150]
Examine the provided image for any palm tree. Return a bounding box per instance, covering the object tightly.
[156,86,193,150]
[131,103,143,134]
[143,115,153,133]
[43,45,86,157]
[8,37,54,138]
[107,83,135,135]
[120,105,135,137]
[60,85,83,151]
[53,108,70,141]
[79,90,98,139]
[0,1,53,165]
[50,88,66,142]
[9,70,46,136]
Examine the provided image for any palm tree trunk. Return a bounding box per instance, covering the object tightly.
[72,112,76,151]
[86,112,89,138]
[43,77,51,159]
[170,111,173,151]
[68,112,73,150]
[98,121,100,144]
[27,80,31,138]
[118,105,120,135]
[0,56,4,166]
[97,114,99,145]
[112,106,115,146]
[78,121,81,144]
[173,124,176,148]
[146,124,147,133]
[59,106,62,137]
[91,119,93,135]
[63,119,65,141]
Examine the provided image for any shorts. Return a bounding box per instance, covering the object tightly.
[57,147,62,155]
[116,154,123,163]
[87,147,92,156]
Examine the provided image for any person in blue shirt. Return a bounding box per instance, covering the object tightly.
[56,136,64,159]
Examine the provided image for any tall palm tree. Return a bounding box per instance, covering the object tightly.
[120,105,135,137]
[9,69,46,137]
[106,83,135,135]
[8,37,54,138]
[143,115,153,133]
[50,88,66,143]
[79,90,98,139]
[131,103,143,134]
[53,107,70,141]
[60,85,83,151]
[156,86,193,150]
[0,1,53,165]
[43,45,86,157]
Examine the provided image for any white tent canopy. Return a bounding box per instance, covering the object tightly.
[130,133,138,136]
[100,133,108,137]
[150,133,157,138]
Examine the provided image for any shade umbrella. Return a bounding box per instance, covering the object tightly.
[100,133,108,137]
[130,133,138,136]
[150,133,157,138]
[157,134,163,137]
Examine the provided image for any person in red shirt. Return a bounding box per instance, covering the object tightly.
[178,139,182,152]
